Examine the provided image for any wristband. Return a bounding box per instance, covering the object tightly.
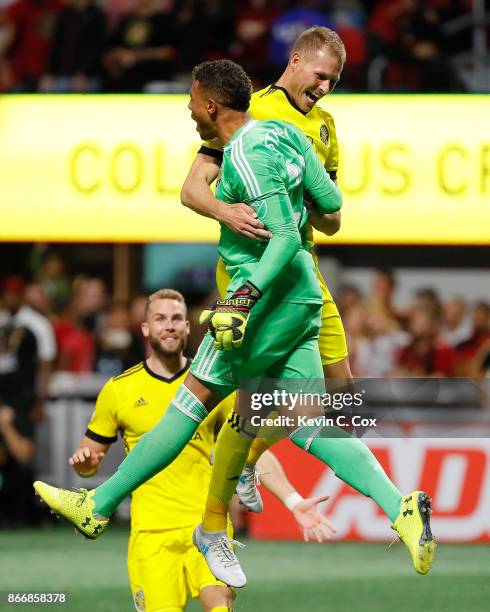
[77,466,98,478]
[285,491,303,511]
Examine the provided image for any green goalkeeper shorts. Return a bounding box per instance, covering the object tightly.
[191,298,323,397]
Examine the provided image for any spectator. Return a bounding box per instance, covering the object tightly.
[36,251,71,316]
[342,302,367,376]
[39,0,107,93]
[129,294,149,359]
[24,282,52,319]
[395,305,456,377]
[175,0,235,75]
[0,0,63,91]
[102,0,178,92]
[367,267,399,322]
[336,283,363,318]
[53,276,108,373]
[412,287,442,320]
[54,309,95,373]
[73,276,109,335]
[0,276,56,417]
[269,0,333,69]
[330,0,367,90]
[455,302,490,376]
[231,0,280,87]
[355,310,408,377]
[440,296,470,347]
[94,302,143,377]
[0,312,38,527]
[397,0,466,92]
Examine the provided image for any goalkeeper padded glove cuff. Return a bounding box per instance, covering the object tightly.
[199,281,262,351]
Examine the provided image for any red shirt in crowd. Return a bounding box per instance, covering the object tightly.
[5,0,64,82]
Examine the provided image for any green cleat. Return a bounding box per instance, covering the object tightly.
[392,491,436,575]
[33,481,108,540]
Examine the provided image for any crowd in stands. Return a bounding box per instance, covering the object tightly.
[0,0,476,94]
[1,256,488,383]
[340,269,490,379]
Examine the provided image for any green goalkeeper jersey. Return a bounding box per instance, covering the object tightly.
[216,119,341,304]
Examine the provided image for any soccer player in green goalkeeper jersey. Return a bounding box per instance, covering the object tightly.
[34,59,435,589]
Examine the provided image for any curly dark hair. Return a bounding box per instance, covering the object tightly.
[191,60,252,112]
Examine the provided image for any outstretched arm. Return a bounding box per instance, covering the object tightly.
[69,436,110,478]
[257,450,336,542]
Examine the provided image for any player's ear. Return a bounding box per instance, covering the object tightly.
[290,51,301,70]
[141,321,149,338]
[207,98,219,117]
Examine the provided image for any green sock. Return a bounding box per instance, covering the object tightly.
[291,427,402,522]
[93,385,208,518]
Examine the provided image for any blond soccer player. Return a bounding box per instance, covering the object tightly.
[68,289,335,612]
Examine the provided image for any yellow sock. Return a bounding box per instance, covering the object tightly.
[203,502,228,532]
[210,607,232,611]
[246,436,279,467]
[202,412,253,532]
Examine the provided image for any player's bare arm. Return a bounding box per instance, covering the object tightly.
[257,450,336,543]
[181,152,271,240]
[0,405,34,464]
[308,207,341,236]
[304,190,341,236]
[69,436,109,478]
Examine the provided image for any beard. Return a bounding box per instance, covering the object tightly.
[149,334,187,358]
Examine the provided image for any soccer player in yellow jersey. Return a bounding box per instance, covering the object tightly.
[181,26,348,380]
[68,288,336,612]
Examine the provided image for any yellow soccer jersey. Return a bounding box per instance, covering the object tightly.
[86,360,235,531]
[200,84,339,176]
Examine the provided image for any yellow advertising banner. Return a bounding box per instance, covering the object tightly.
[0,94,488,244]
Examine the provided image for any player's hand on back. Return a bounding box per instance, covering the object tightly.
[69,447,105,477]
[220,202,272,240]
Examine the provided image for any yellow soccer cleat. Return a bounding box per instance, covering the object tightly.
[33,481,108,540]
[392,491,436,575]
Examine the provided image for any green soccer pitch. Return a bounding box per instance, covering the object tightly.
[0,526,489,611]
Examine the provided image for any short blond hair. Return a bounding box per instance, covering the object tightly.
[291,26,346,66]
[145,288,187,318]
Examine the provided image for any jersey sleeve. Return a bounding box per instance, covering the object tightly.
[198,139,224,162]
[302,136,342,214]
[85,379,119,444]
[232,147,302,294]
[320,110,339,175]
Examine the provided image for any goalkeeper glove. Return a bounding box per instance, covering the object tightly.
[199,281,262,350]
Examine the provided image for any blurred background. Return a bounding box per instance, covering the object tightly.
[0,1,489,610]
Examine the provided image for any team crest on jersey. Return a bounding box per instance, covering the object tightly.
[320,124,329,144]
[133,589,145,611]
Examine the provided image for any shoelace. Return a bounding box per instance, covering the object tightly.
[58,487,88,505]
[210,537,246,568]
[245,467,269,487]
[385,537,399,552]
[76,488,88,507]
